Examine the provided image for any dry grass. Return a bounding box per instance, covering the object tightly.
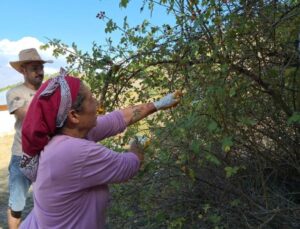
[0,134,13,229]
[0,134,33,229]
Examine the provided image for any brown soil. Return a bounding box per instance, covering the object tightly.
[0,135,33,229]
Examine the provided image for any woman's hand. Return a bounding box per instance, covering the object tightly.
[153,90,183,110]
[129,137,145,163]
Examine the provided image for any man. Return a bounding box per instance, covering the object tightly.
[6,48,52,229]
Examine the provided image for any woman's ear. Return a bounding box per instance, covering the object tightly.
[67,109,80,124]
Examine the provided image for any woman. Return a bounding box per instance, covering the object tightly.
[20,70,181,228]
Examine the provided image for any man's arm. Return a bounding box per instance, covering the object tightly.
[6,89,29,122]
[13,106,28,122]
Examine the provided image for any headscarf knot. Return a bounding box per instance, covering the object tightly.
[40,68,72,128]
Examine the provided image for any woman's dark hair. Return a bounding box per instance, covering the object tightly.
[71,81,85,112]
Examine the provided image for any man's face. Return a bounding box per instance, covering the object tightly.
[21,62,44,88]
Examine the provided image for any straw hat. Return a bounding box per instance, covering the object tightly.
[10,48,53,73]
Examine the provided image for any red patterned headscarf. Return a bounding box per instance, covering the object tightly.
[22,69,81,157]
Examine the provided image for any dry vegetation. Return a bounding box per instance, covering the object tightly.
[0,134,33,229]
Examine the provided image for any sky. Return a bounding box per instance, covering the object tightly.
[0,0,173,104]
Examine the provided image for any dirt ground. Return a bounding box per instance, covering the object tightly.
[0,134,33,229]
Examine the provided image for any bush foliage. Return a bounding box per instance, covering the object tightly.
[42,0,300,228]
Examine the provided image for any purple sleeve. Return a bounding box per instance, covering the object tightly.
[86,110,127,142]
[79,141,140,189]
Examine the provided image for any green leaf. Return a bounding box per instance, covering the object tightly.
[208,214,221,225]
[205,153,221,166]
[224,166,239,178]
[151,26,159,33]
[119,0,129,8]
[188,168,196,181]
[238,117,257,126]
[190,140,200,155]
[221,64,228,73]
[105,19,117,33]
[126,210,134,217]
[208,121,218,132]
[230,199,241,207]
[214,16,222,26]
[229,87,236,97]
[222,137,233,152]
[287,112,300,125]
[203,203,210,213]
[122,16,129,30]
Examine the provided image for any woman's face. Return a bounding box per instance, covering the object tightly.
[77,85,98,131]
